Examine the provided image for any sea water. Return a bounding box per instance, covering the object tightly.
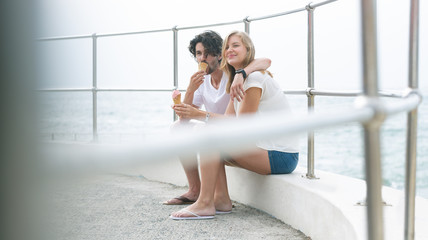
[38,91,428,199]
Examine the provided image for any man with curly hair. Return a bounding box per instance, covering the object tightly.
[165,30,271,205]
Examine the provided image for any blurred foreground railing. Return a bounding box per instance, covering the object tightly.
[38,0,421,239]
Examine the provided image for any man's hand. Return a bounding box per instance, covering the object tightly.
[230,73,245,102]
[187,71,205,93]
[172,103,202,120]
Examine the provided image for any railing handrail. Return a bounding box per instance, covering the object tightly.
[42,92,422,181]
[42,92,420,164]
[36,87,410,99]
[37,0,336,41]
[37,88,178,92]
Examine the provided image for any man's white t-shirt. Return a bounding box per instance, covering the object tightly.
[233,71,299,153]
[192,72,230,114]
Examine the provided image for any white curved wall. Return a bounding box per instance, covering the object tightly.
[135,158,428,240]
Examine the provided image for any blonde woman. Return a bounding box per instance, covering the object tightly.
[170,31,299,220]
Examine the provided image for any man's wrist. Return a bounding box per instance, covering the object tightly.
[243,66,251,75]
[204,112,210,122]
[184,91,194,102]
[186,88,196,94]
[235,69,247,79]
[197,110,205,120]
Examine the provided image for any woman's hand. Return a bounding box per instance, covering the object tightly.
[187,71,205,94]
[230,73,245,102]
[172,103,202,120]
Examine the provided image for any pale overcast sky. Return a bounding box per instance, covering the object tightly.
[36,0,427,92]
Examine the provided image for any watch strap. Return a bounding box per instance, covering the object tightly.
[236,68,247,79]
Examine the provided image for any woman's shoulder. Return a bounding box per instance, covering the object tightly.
[247,70,264,78]
[244,71,270,91]
[247,70,270,81]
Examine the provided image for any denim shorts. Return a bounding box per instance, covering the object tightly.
[268,151,299,174]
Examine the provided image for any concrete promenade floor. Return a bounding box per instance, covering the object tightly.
[49,173,309,240]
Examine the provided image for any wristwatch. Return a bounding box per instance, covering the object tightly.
[235,68,247,79]
[204,112,210,122]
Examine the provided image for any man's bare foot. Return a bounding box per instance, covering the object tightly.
[163,191,199,205]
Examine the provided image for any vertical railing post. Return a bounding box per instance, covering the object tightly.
[305,3,317,179]
[173,26,178,121]
[405,0,419,239]
[244,17,250,34]
[360,0,384,239]
[92,33,98,142]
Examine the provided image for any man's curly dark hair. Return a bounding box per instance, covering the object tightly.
[188,30,223,59]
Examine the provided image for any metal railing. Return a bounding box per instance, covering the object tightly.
[38,0,421,239]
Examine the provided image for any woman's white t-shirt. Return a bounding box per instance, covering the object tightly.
[192,72,230,114]
[233,71,299,153]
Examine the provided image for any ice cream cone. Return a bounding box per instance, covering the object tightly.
[198,62,208,72]
[172,90,181,104]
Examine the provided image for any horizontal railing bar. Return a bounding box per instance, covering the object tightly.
[384,93,421,116]
[39,35,93,41]
[37,88,93,92]
[96,28,172,38]
[283,90,307,95]
[248,0,338,22]
[41,132,145,135]
[284,89,406,98]
[43,106,376,170]
[378,91,405,98]
[42,93,421,145]
[247,7,307,22]
[42,93,421,169]
[311,90,404,98]
[176,20,244,31]
[37,88,180,92]
[38,0,337,41]
[37,87,409,98]
[97,88,177,92]
[43,95,421,171]
[34,88,173,92]
[311,89,361,97]
[309,0,339,8]
[38,29,173,41]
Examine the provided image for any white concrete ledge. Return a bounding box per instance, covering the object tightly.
[135,158,428,240]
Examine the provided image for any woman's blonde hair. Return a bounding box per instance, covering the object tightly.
[220,31,255,93]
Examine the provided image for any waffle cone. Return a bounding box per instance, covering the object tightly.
[173,96,181,104]
[198,62,208,72]
[172,90,181,104]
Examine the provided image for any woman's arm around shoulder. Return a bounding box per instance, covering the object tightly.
[230,58,271,102]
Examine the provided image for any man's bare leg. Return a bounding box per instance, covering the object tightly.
[163,154,200,204]
[165,120,204,204]
[179,154,201,200]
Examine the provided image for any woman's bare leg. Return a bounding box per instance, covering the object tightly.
[226,148,271,175]
[171,152,221,217]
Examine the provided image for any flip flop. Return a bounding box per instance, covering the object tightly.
[162,196,196,205]
[170,209,214,220]
[215,210,232,215]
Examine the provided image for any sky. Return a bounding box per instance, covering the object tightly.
[36,0,427,93]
